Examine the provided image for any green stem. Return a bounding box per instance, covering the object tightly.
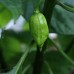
[49,38,74,65]
[43,0,56,25]
[14,41,33,74]
[14,49,29,74]
[22,64,31,74]
[44,61,53,74]
[32,40,48,74]
[35,0,42,10]
[33,45,44,74]
[57,1,74,13]
[43,0,57,32]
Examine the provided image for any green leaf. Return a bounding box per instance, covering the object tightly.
[0,0,22,20]
[0,3,12,28]
[4,49,36,74]
[0,36,22,53]
[42,37,74,74]
[51,0,74,34]
[49,37,74,65]
[22,51,36,74]
[58,35,74,50]
[44,51,72,74]
[13,46,30,74]
[22,0,44,20]
[4,43,31,74]
[42,61,53,74]
[57,1,74,13]
[0,35,22,69]
[68,41,74,60]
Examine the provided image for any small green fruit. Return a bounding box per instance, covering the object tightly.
[29,10,49,47]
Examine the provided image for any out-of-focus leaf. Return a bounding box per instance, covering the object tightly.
[0,0,22,20]
[4,51,36,74]
[22,51,36,74]
[0,3,12,28]
[68,42,74,60]
[0,34,22,69]
[12,44,30,74]
[51,0,74,34]
[2,30,33,45]
[22,0,44,20]
[23,22,29,31]
[44,51,72,74]
[42,36,74,74]
[42,61,53,74]
[0,35,22,53]
[4,66,22,74]
[58,35,74,50]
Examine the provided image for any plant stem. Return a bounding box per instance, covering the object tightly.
[14,47,29,74]
[33,46,43,74]
[22,64,31,74]
[43,0,56,26]
[44,61,53,74]
[35,0,42,10]
[57,1,74,13]
[14,40,34,74]
[33,40,47,74]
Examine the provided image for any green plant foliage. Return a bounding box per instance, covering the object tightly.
[0,0,74,74]
[44,51,72,74]
[0,3,12,28]
[0,35,22,69]
[0,36,21,53]
[58,35,74,50]
[0,0,22,20]
[51,0,74,34]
